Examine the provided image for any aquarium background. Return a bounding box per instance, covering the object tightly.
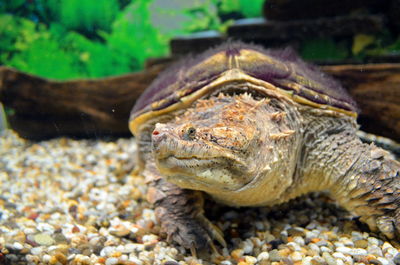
[0,0,264,80]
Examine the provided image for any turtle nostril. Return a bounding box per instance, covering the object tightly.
[152,129,167,149]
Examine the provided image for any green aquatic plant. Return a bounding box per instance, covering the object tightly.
[300,38,349,61]
[0,0,265,80]
[104,0,169,69]
[45,0,120,37]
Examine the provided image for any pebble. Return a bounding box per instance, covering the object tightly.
[1,130,399,264]
[33,233,55,246]
[290,251,302,261]
[244,255,257,264]
[257,251,269,261]
[269,249,282,262]
[354,239,368,248]
[377,257,390,265]
[105,257,119,265]
[322,252,337,265]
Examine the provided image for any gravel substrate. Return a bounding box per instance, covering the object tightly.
[1,129,400,265]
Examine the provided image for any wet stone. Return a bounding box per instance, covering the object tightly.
[322,252,336,265]
[287,228,306,237]
[33,233,55,246]
[269,249,282,262]
[354,239,368,248]
[394,253,400,265]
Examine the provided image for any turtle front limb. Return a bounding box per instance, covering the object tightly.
[302,126,400,239]
[332,144,400,239]
[144,167,225,252]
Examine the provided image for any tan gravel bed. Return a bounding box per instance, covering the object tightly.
[1,129,400,265]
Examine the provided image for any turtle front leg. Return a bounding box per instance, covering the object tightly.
[301,126,400,240]
[144,166,226,252]
[332,144,400,239]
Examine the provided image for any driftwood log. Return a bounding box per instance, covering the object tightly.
[0,64,166,140]
[323,64,400,142]
[0,63,399,142]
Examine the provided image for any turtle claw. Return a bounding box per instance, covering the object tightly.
[158,210,226,254]
[196,213,227,248]
[148,178,226,252]
[376,216,397,240]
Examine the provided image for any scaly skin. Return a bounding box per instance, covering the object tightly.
[141,92,400,250]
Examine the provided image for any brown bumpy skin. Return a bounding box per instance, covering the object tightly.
[142,92,400,250]
[131,42,399,251]
[332,143,400,239]
[296,112,400,239]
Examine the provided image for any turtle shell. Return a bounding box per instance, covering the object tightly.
[129,42,357,135]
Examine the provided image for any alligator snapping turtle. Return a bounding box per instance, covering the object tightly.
[129,42,400,251]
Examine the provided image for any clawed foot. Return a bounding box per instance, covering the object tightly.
[156,206,226,255]
[376,212,400,240]
[360,211,400,241]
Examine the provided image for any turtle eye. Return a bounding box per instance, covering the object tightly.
[184,127,196,140]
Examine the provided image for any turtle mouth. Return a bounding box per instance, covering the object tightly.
[157,155,250,191]
[159,155,233,170]
[153,134,251,191]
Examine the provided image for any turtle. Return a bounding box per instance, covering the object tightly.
[129,42,400,252]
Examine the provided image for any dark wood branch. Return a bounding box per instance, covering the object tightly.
[322,63,400,142]
[0,65,166,140]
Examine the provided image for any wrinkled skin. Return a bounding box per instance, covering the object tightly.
[142,92,400,251]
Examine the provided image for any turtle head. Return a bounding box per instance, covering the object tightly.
[151,93,300,201]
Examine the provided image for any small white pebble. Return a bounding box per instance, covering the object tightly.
[308,243,320,254]
[368,245,383,257]
[105,257,119,265]
[12,242,23,250]
[42,254,51,263]
[124,243,144,253]
[287,242,301,251]
[350,248,368,257]
[36,223,55,233]
[384,247,398,256]
[142,234,158,243]
[293,236,305,246]
[25,255,39,263]
[257,251,269,261]
[291,251,302,261]
[244,255,257,264]
[302,256,312,265]
[341,238,354,247]
[320,246,333,253]
[336,246,352,255]
[368,237,380,246]
[377,257,390,265]
[382,242,393,250]
[332,252,346,260]
[23,228,37,235]
[242,241,254,254]
[334,242,345,248]
[351,231,363,241]
[336,259,345,265]
[116,245,125,253]
[100,246,116,257]
[30,247,43,256]
[128,255,143,265]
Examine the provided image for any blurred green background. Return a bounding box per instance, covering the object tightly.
[0,0,263,80]
[2,0,399,81]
